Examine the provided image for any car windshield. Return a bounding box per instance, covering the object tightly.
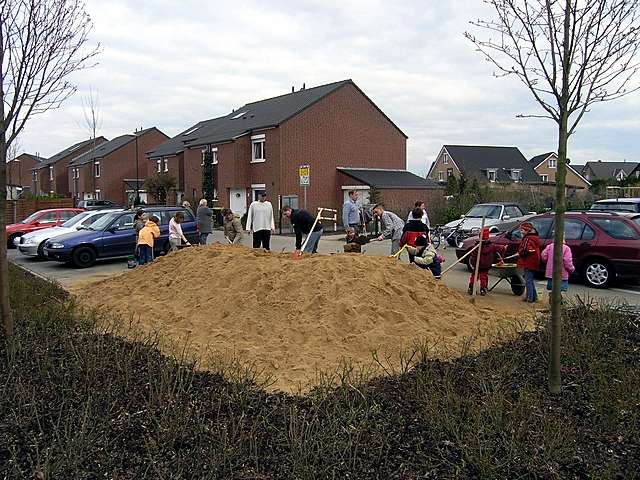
[61,211,92,228]
[21,212,42,224]
[86,212,122,231]
[465,205,502,219]
[590,202,639,213]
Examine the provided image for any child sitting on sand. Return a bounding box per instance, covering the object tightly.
[405,235,442,278]
[540,233,575,302]
[468,228,506,296]
[137,215,160,265]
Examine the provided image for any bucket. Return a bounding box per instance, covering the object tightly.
[127,256,138,269]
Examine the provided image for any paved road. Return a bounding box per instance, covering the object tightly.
[8,230,640,306]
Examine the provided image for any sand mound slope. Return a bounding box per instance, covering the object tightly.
[73,245,522,392]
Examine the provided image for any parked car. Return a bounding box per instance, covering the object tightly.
[455,211,640,288]
[44,206,198,268]
[76,199,122,210]
[442,203,535,247]
[17,209,122,258]
[590,197,640,213]
[5,208,84,248]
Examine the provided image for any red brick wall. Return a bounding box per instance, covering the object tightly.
[279,83,406,214]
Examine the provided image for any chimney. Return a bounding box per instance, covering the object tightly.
[302,83,306,90]
[291,86,294,93]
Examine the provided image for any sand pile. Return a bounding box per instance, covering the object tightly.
[73,244,523,392]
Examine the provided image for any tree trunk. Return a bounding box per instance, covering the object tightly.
[0,123,14,352]
[549,0,572,395]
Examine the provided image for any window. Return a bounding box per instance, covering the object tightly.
[251,183,266,201]
[33,171,38,181]
[563,219,588,240]
[38,212,58,223]
[591,218,640,240]
[163,158,169,172]
[94,161,101,178]
[111,213,135,231]
[251,134,266,163]
[511,169,521,182]
[487,169,497,182]
[212,148,218,165]
[182,126,200,136]
[447,168,453,178]
[438,171,444,182]
[156,159,162,173]
[541,174,549,183]
[95,189,101,200]
[49,165,54,180]
[443,152,449,165]
[59,210,77,221]
[231,111,247,119]
[510,217,554,240]
[504,206,521,219]
[548,157,557,168]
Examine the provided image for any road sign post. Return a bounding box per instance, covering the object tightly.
[299,164,310,210]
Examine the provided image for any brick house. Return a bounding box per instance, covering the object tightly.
[530,152,591,189]
[6,153,46,198]
[68,128,168,205]
[147,80,422,221]
[428,145,541,185]
[31,137,108,196]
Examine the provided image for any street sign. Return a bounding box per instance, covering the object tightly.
[299,164,310,186]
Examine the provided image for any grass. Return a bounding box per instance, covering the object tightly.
[1,264,639,479]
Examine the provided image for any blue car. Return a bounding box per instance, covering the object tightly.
[44,207,198,268]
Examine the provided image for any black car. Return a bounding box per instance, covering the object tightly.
[76,199,121,210]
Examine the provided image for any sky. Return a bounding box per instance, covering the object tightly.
[14,0,640,176]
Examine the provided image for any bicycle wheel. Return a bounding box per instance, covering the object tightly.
[431,230,441,249]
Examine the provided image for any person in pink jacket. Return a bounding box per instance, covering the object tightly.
[541,238,575,298]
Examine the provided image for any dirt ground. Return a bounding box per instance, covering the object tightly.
[70,244,536,393]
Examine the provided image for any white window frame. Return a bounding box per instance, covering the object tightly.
[447,168,453,178]
[511,169,522,182]
[94,189,101,200]
[437,171,444,182]
[251,134,266,163]
[33,171,38,181]
[94,161,101,178]
[49,165,54,180]
[541,174,549,183]
[163,158,169,172]
[548,157,557,169]
[487,169,497,182]
[443,152,449,165]
[251,183,266,201]
[212,148,218,165]
[156,159,162,173]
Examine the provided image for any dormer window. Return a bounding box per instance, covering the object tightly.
[232,111,248,119]
[487,169,497,182]
[548,157,557,168]
[511,169,522,182]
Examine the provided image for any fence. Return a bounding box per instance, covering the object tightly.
[3,198,75,225]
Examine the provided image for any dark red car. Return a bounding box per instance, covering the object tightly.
[6,208,83,248]
[455,211,640,288]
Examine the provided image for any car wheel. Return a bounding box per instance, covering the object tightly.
[37,241,47,259]
[7,233,22,249]
[582,259,612,289]
[466,255,474,272]
[72,246,96,268]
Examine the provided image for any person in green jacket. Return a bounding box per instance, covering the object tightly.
[222,208,244,244]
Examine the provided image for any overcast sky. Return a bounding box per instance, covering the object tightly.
[15,0,640,175]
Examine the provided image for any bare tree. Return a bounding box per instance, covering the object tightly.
[466,0,640,393]
[5,136,21,188]
[1,0,99,349]
[81,86,101,198]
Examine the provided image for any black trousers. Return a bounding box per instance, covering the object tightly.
[253,230,271,250]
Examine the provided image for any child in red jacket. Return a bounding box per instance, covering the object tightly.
[516,222,541,303]
[468,228,506,295]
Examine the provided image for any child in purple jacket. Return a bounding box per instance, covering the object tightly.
[541,237,575,300]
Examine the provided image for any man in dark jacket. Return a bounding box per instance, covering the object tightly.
[196,199,213,245]
[282,206,323,254]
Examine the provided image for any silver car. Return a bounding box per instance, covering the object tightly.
[17,209,122,258]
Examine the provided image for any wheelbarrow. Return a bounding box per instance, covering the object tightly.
[489,263,525,295]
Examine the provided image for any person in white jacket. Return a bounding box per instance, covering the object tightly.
[169,211,191,251]
[245,192,275,250]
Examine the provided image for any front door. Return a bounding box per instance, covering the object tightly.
[230,188,247,215]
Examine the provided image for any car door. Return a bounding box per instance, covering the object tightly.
[99,212,136,257]
[562,218,596,268]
